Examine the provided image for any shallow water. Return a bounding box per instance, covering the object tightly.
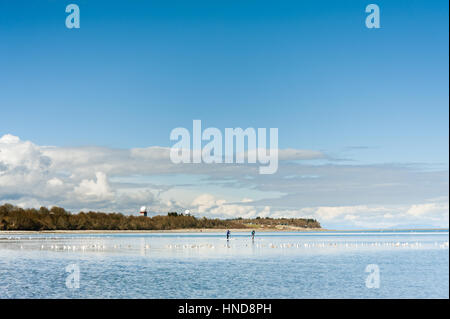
[0,230,448,298]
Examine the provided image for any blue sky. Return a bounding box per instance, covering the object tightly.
[0,0,448,228]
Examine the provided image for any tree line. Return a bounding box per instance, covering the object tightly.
[0,204,321,231]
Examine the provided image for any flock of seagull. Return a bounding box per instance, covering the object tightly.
[1,236,448,252]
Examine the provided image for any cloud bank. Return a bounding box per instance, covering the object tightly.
[0,134,448,229]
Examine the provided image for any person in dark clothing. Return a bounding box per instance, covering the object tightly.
[251,230,255,240]
[226,230,231,240]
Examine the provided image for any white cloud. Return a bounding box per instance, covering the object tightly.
[47,178,63,187]
[74,172,114,202]
[191,194,263,218]
[407,202,449,217]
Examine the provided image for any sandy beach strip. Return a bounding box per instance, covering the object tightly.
[0,227,325,235]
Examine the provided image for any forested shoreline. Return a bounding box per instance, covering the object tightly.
[0,204,321,231]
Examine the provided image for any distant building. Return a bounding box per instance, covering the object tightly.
[140,206,148,217]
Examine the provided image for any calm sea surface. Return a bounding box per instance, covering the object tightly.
[0,230,448,298]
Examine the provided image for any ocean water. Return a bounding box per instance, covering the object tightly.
[0,230,448,299]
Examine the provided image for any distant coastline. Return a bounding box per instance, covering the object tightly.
[2,204,447,233]
[0,204,321,231]
[0,227,325,234]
